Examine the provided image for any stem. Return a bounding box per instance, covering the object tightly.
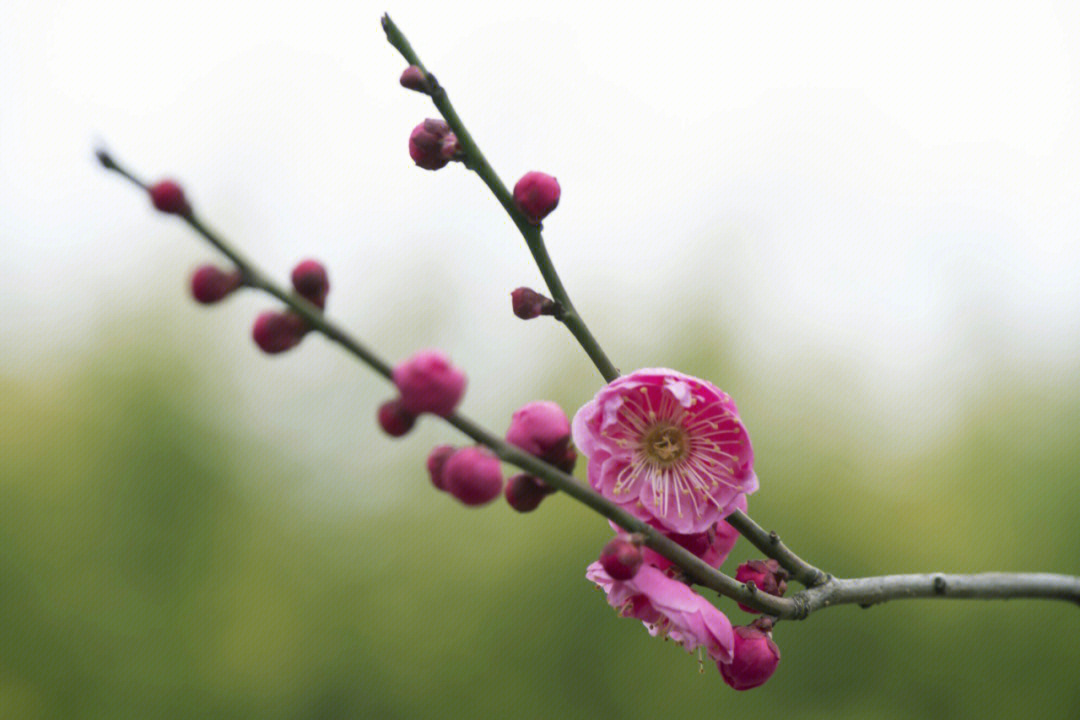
[98,148,1080,620]
[724,510,829,588]
[381,14,619,383]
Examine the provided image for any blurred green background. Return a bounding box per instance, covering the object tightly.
[2,306,1077,719]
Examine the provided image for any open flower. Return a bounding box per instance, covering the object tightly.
[586,561,734,663]
[573,369,756,534]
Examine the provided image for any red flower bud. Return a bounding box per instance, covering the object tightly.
[252,311,307,354]
[148,179,190,215]
[408,119,459,170]
[718,625,780,691]
[426,444,456,490]
[510,287,557,320]
[190,265,242,304]
[513,171,560,224]
[504,474,550,513]
[441,446,504,506]
[400,65,428,92]
[378,399,417,438]
[291,259,330,309]
[598,535,644,580]
[735,559,789,613]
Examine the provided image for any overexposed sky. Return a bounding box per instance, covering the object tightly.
[4,1,1080,455]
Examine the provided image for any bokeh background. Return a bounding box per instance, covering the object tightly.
[3,1,1080,717]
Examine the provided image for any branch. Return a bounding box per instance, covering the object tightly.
[724,509,829,587]
[798,573,1080,614]
[96,147,788,617]
[381,14,620,383]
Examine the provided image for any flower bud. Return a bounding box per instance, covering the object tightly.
[505,401,571,463]
[400,65,428,92]
[504,473,550,512]
[190,265,242,304]
[598,535,644,581]
[426,444,456,490]
[252,311,307,354]
[148,179,190,215]
[409,119,459,170]
[513,171,560,224]
[718,625,780,691]
[392,349,467,417]
[441,446,503,506]
[291,259,330,309]
[378,399,416,437]
[735,559,789,613]
[510,287,557,320]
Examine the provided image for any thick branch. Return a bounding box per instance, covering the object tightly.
[381,14,619,383]
[798,573,1080,613]
[724,510,829,587]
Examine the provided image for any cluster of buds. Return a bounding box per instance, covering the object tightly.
[252,259,330,355]
[377,349,468,437]
[503,400,576,512]
[427,445,504,506]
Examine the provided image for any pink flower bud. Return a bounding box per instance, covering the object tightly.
[190,265,242,304]
[442,446,503,506]
[426,444,456,490]
[718,625,780,691]
[598,535,644,580]
[408,119,459,170]
[378,399,417,437]
[513,171,560,224]
[735,559,789,613]
[400,65,428,92]
[505,401,572,465]
[148,179,190,215]
[252,311,307,354]
[504,473,551,512]
[392,349,467,417]
[291,259,330,309]
[510,287,557,320]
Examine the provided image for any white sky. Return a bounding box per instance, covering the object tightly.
[4,1,1080,477]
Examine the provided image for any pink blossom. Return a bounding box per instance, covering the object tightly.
[718,625,780,690]
[377,398,416,437]
[572,369,756,534]
[291,259,329,309]
[426,444,456,490]
[409,119,459,170]
[190,265,241,304]
[735,559,789,613]
[586,562,734,663]
[252,311,307,354]
[392,349,467,417]
[504,473,550,512]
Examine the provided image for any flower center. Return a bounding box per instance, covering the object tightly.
[642,423,687,466]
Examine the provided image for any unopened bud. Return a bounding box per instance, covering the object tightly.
[399,65,428,93]
[392,348,467,418]
[504,474,550,512]
[190,265,242,304]
[598,535,644,580]
[510,287,558,320]
[441,446,504,506]
[513,171,560,224]
[378,399,417,437]
[426,444,456,489]
[291,259,330,309]
[148,179,190,215]
[252,311,307,354]
[735,559,789,613]
[718,625,780,691]
[409,119,460,170]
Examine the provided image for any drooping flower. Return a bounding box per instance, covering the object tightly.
[573,369,756,534]
[587,561,734,663]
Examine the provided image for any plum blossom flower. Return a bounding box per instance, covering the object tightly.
[587,561,734,663]
[573,369,756,534]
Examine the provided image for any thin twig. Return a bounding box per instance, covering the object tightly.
[381,13,620,383]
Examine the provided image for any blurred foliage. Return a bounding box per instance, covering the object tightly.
[1,314,1079,719]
